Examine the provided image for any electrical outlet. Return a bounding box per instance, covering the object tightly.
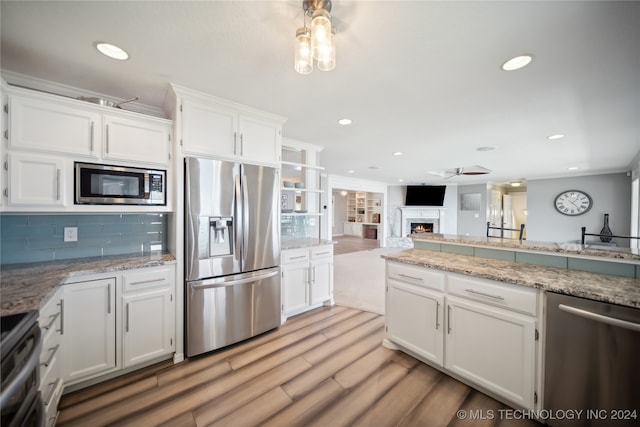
[64,227,78,242]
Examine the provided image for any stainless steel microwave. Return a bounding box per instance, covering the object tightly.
[75,162,166,205]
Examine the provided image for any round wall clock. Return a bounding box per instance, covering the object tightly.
[554,190,592,216]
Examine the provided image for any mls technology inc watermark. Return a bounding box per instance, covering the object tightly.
[455,408,638,422]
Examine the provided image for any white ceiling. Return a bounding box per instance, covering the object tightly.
[1,1,639,186]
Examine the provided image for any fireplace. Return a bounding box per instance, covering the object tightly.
[411,222,434,233]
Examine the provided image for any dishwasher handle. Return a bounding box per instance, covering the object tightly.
[558,303,640,333]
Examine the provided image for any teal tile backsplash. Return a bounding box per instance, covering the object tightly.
[0,214,167,265]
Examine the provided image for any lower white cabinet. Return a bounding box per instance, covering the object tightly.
[445,294,536,409]
[385,261,539,410]
[61,264,176,386]
[343,222,363,237]
[386,279,444,366]
[62,277,117,383]
[281,244,333,319]
[38,289,64,427]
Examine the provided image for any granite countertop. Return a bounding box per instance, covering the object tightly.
[0,252,176,316]
[411,233,640,261]
[281,238,336,250]
[383,249,640,309]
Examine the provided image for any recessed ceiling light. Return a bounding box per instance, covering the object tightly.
[398,178,404,182]
[368,166,379,170]
[393,151,403,156]
[568,166,579,171]
[476,146,496,152]
[501,55,532,71]
[510,182,521,187]
[347,170,355,174]
[338,118,352,126]
[547,134,565,140]
[95,42,129,60]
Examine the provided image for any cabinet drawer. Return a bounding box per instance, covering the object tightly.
[39,328,61,390]
[447,273,537,316]
[387,262,445,292]
[123,265,174,293]
[282,248,310,264]
[310,245,333,260]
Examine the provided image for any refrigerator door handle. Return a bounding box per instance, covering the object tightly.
[190,269,279,290]
[234,174,242,262]
[242,174,249,263]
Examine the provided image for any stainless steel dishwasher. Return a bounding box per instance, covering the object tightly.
[544,292,640,427]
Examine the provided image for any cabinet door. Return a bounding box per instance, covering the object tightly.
[281,262,309,315]
[309,247,333,305]
[237,114,281,165]
[9,94,99,157]
[386,279,444,366]
[122,289,174,368]
[445,295,535,409]
[103,115,171,165]
[180,98,236,158]
[8,153,65,206]
[62,278,117,384]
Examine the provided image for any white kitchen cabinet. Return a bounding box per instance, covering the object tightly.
[38,289,64,427]
[62,278,117,384]
[121,265,175,368]
[384,262,539,410]
[177,89,284,166]
[281,245,334,319]
[7,152,66,206]
[103,114,171,166]
[343,222,363,237]
[309,246,333,305]
[387,279,444,366]
[8,92,99,158]
[445,294,536,409]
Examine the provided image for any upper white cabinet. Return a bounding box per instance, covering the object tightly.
[103,114,171,166]
[7,152,65,206]
[8,92,99,157]
[172,84,286,166]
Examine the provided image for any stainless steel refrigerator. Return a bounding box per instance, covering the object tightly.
[185,157,280,357]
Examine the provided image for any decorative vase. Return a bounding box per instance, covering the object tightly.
[600,213,613,243]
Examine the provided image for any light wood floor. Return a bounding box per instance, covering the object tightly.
[333,235,380,255]
[57,306,541,427]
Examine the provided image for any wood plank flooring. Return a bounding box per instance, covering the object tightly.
[333,235,380,255]
[57,306,542,427]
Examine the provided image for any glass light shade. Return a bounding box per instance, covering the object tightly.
[311,9,331,60]
[317,27,336,71]
[294,27,313,74]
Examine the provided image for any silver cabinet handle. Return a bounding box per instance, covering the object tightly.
[105,124,110,154]
[559,304,640,332]
[465,288,505,301]
[107,283,111,314]
[398,273,422,282]
[90,121,94,152]
[129,278,163,286]
[43,378,61,407]
[58,299,64,335]
[447,305,452,334]
[56,169,61,201]
[233,132,237,155]
[42,311,60,330]
[435,301,440,330]
[126,303,130,332]
[289,255,307,260]
[40,344,59,367]
[240,134,244,156]
[312,266,316,284]
[315,251,332,256]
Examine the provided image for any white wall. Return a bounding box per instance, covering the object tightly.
[527,173,632,245]
[457,184,488,236]
[332,190,348,235]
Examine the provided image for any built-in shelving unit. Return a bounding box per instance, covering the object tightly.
[280,140,325,240]
[343,190,383,239]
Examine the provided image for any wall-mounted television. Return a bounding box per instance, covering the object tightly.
[405,185,447,206]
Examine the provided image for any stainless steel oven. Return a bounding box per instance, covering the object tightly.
[0,310,45,427]
[75,162,166,205]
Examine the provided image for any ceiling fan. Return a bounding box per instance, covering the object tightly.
[428,165,492,179]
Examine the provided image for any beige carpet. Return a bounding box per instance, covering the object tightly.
[333,247,399,315]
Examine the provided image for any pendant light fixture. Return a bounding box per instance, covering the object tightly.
[295,0,336,74]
